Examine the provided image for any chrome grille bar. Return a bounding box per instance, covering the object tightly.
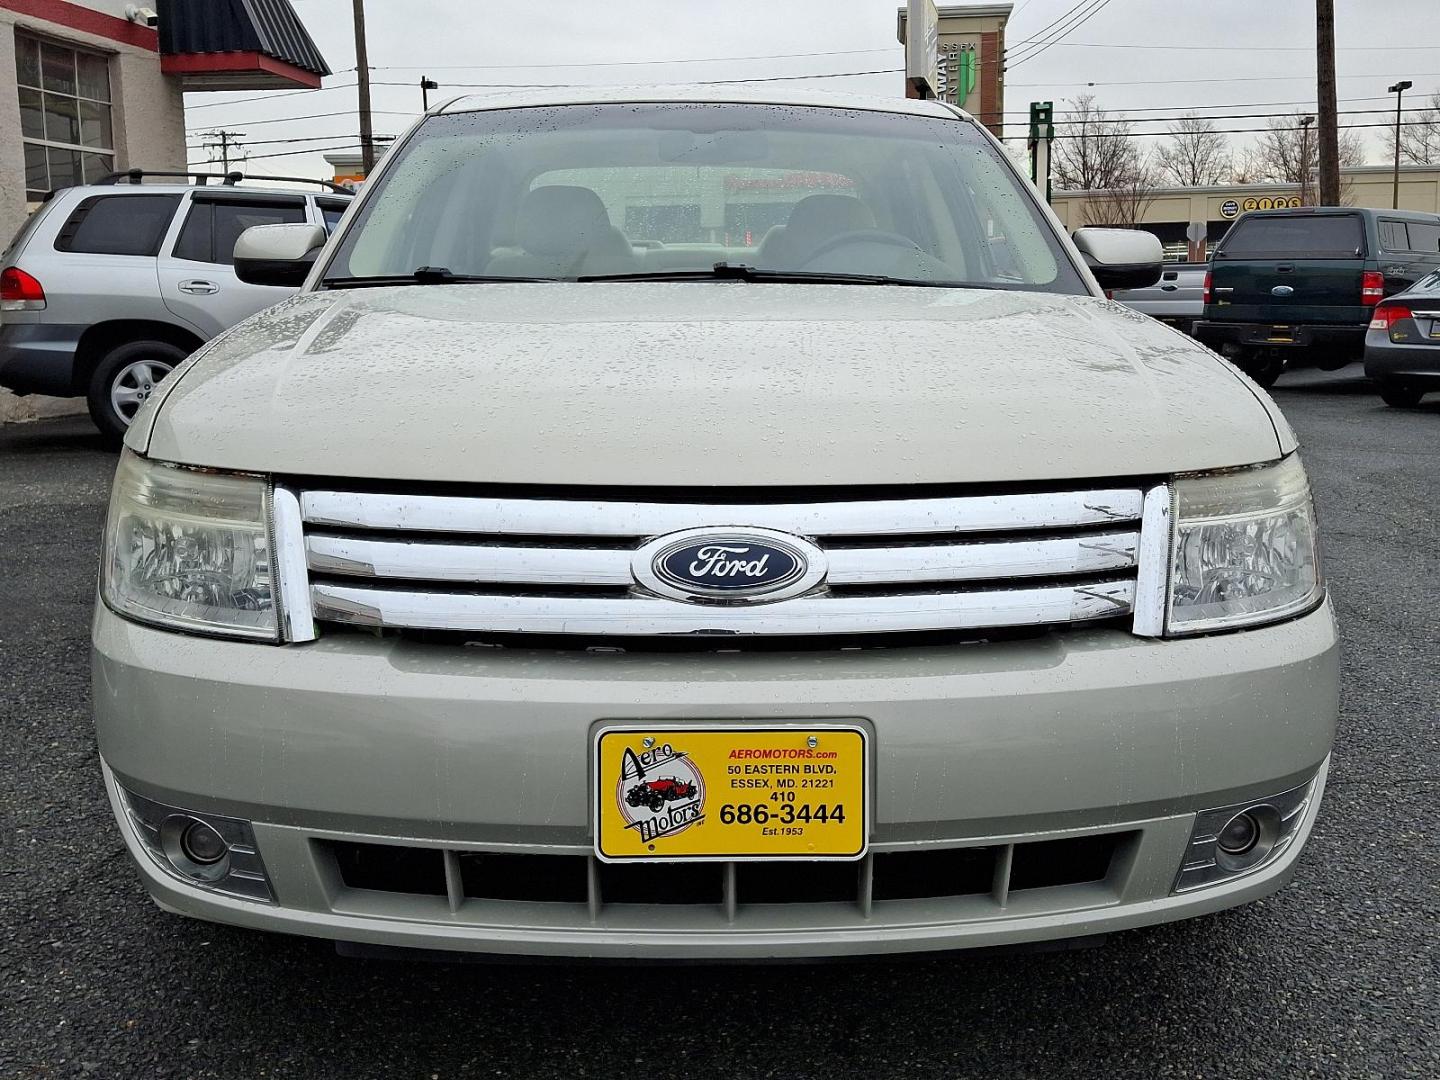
[300,488,1144,538]
[306,530,1141,587]
[310,579,1136,636]
[306,535,634,585]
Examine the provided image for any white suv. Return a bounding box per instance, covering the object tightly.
[0,170,351,436]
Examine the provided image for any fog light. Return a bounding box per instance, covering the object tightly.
[113,784,274,903]
[1174,774,1319,893]
[1217,812,1259,856]
[180,819,228,864]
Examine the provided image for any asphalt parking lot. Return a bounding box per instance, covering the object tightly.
[1,367,1436,1080]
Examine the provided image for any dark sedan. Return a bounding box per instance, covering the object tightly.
[1366,270,1440,407]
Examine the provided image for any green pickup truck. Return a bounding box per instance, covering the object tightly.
[1196,207,1440,386]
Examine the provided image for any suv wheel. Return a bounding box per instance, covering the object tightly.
[1235,349,1284,389]
[1378,382,1425,408]
[87,340,186,438]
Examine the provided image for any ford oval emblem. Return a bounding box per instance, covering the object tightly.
[632,527,828,605]
[1271,285,1295,296]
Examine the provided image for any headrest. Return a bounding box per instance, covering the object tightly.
[783,195,876,245]
[517,186,615,257]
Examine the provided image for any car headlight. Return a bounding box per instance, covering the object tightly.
[102,452,277,640]
[1167,454,1322,635]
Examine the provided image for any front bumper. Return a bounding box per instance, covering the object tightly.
[94,600,1340,958]
[0,320,86,396]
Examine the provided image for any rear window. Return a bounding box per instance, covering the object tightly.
[1218,214,1364,259]
[1405,268,1440,296]
[1380,219,1440,253]
[53,193,180,256]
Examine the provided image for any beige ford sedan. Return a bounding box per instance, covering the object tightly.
[94,87,1337,959]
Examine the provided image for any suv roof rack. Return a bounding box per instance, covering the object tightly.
[95,169,352,194]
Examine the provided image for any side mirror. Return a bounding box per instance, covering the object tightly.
[1072,228,1164,291]
[233,223,327,287]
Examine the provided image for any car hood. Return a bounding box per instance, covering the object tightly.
[136,283,1288,486]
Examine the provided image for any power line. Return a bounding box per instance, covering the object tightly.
[1047,106,1436,128]
[430,68,906,90]
[185,134,372,152]
[1007,0,1097,51]
[372,47,899,70]
[1000,94,1416,117]
[187,109,413,131]
[1034,41,1440,52]
[1008,0,1116,69]
[184,83,350,110]
[1011,71,1440,87]
[186,142,366,167]
[183,68,912,131]
[1050,118,1440,140]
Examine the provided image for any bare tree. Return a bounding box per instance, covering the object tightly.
[1247,114,1365,195]
[1229,147,1266,185]
[1053,95,1144,192]
[1083,150,1162,228]
[1156,114,1232,187]
[1382,91,1440,166]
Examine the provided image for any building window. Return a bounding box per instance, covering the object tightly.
[15,32,115,202]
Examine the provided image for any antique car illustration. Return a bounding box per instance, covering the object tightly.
[625,777,699,813]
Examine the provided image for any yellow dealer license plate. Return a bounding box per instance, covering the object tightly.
[594,726,868,862]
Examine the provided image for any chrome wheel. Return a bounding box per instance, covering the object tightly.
[109,358,174,425]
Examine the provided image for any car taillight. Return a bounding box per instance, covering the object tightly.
[0,266,46,310]
[1361,270,1385,306]
[1369,303,1412,330]
[1202,270,1212,306]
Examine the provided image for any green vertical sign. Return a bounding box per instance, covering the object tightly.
[957,49,977,103]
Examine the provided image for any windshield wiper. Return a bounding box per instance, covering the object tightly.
[321,267,542,288]
[578,262,926,286]
[576,264,892,288]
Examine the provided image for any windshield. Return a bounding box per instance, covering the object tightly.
[324,103,1086,293]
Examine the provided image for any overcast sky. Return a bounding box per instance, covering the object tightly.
[182,0,1440,179]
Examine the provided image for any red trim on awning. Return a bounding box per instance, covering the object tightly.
[160,50,322,89]
[0,0,158,50]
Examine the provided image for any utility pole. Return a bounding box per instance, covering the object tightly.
[352,0,375,175]
[420,76,438,112]
[198,129,245,173]
[1299,115,1314,205]
[1315,0,1340,206]
[1389,80,1412,209]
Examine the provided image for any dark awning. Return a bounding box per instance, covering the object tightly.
[157,0,331,91]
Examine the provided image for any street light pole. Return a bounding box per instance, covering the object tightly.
[352,0,375,175]
[1389,80,1413,210]
[1299,115,1314,205]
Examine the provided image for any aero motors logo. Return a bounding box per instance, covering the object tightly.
[617,742,705,847]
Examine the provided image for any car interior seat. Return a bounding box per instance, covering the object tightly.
[485,186,636,278]
[755,195,878,269]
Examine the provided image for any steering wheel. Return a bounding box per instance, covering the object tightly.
[798,229,924,267]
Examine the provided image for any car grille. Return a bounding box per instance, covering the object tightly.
[325,833,1137,918]
[273,482,1169,643]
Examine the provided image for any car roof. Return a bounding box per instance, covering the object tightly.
[1240,206,1440,222]
[438,83,967,122]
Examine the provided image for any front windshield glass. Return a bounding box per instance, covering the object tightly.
[325,102,1086,293]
